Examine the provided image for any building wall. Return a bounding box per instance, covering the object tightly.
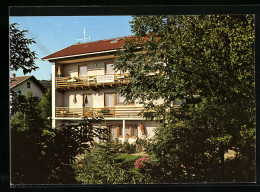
[62,59,115,78]
[62,88,147,108]
[53,58,164,137]
[55,119,159,144]
[12,79,44,98]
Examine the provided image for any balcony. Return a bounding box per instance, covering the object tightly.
[56,106,145,118]
[55,73,130,90]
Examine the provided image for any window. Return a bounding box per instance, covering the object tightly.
[105,62,114,74]
[27,82,30,88]
[83,94,93,107]
[105,93,116,107]
[110,124,138,138]
[110,124,122,138]
[79,65,88,77]
[109,125,118,138]
[116,93,135,105]
[125,124,138,137]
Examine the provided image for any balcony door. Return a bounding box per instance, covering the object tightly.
[105,62,114,75]
[79,65,88,78]
[105,93,116,107]
[83,93,93,116]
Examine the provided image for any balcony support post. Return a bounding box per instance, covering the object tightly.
[52,62,56,128]
[122,119,125,142]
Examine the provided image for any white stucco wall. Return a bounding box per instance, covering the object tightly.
[62,59,115,78]
[11,79,44,98]
[56,119,160,144]
[62,88,140,108]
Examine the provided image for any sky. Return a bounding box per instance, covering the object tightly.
[9,16,134,80]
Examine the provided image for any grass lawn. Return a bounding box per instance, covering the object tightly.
[114,153,143,170]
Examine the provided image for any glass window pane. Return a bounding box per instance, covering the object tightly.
[132,125,138,136]
[106,63,114,74]
[105,93,114,107]
[79,66,87,77]
[110,125,117,138]
[125,124,130,136]
[84,94,92,107]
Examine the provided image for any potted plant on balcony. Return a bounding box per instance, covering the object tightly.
[67,76,78,83]
[99,107,111,115]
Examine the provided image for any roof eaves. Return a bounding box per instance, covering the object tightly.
[10,76,32,89]
[42,49,118,61]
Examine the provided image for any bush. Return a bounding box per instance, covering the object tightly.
[134,156,150,169]
[74,146,153,184]
[108,138,137,154]
[121,139,136,153]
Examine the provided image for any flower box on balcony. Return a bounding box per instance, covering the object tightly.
[99,108,112,115]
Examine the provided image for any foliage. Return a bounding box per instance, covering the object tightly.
[74,146,152,184]
[11,88,105,184]
[115,15,255,182]
[134,156,149,169]
[10,23,38,74]
[136,137,152,152]
[11,124,48,184]
[11,90,46,184]
[107,138,137,154]
[38,83,52,127]
[41,118,104,184]
[121,139,137,153]
[11,90,43,131]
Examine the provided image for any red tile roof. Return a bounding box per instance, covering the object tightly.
[42,36,133,61]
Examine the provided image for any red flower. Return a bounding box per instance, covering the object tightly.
[134,156,149,169]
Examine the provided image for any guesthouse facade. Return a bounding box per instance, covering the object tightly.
[42,36,162,143]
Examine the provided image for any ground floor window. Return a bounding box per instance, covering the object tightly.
[109,123,138,138]
[125,124,138,137]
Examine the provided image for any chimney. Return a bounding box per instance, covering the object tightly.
[12,73,16,78]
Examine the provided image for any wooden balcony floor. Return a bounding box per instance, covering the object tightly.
[56,74,130,90]
[56,107,144,118]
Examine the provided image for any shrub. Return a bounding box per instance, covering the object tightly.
[134,156,150,169]
[121,139,136,153]
[74,147,153,184]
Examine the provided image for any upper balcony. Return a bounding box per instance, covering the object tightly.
[55,106,145,119]
[55,73,130,91]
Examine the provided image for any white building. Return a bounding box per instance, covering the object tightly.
[10,74,45,98]
[42,36,162,143]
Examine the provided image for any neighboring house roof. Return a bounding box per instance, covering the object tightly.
[42,36,133,61]
[10,75,46,92]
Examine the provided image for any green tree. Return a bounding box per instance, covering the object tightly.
[11,90,44,131]
[11,89,105,184]
[115,15,255,182]
[38,83,52,127]
[41,118,105,184]
[11,90,46,184]
[10,23,38,74]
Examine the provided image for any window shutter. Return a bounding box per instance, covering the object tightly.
[130,125,133,137]
[117,125,120,137]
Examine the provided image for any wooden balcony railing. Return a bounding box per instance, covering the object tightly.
[56,106,145,118]
[56,73,130,90]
